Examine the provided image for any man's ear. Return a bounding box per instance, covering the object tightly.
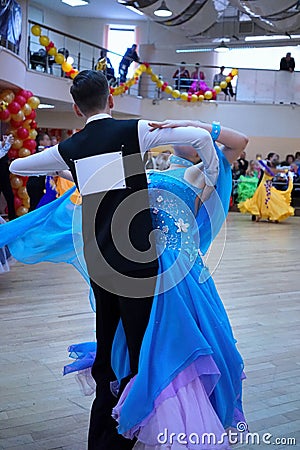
[108,94,114,110]
[73,103,84,117]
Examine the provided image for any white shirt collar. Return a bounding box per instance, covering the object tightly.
[86,113,112,124]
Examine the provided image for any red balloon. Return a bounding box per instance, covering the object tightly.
[31,120,37,129]
[14,196,23,210]
[10,118,24,129]
[0,109,10,121]
[8,101,21,114]
[17,127,29,139]
[7,148,19,159]
[14,95,27,107]
[26,90,33,99]
[26,110,36,120]
[23,139,36,151]
[45,41,54,52]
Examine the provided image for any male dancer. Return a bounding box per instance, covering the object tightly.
[10,70,219,450]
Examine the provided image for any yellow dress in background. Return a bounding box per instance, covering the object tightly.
[239,173,294,221]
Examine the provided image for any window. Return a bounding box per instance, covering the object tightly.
[107,25,137,79]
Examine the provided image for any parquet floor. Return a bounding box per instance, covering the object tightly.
[0,213,299,450]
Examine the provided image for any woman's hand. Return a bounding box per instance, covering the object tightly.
[148,120,193,132]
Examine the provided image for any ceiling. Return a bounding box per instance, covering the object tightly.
[30,0,300,48]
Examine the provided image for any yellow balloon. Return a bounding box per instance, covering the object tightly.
[61,61,73,73]
[214,85,221,94]
[198,95,204,102]
[10,176,23,189]
[27,96,40,109]
[225,76,232,83]
[11,110,25,121]
[180,92,188,101]
[220,81,227,89]
[31,25,41,36]
[18,148,31,158]
[139,64,147,72]
[12,138,23,149]
[172,90,180,99]
[29,129,38,139]
[23,197,30,209]
[55,53,65,64]
[16,206,29,217]
[48,46,57,56]
[146,67,153,75]
[151,74,159,82]
[23,119,33,130]
[0,89,15,104]
[156,80,164,88]
[164,85,173,94]
[70,70,79,79]
[231,68,238,76]
[18,186,28,199]
[22,103,32,116]
[39,35,50,47]
[204,90,213,100]
[191,94,198,102]
[134,69,142,77]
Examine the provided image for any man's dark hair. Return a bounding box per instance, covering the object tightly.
[70,70,109,115]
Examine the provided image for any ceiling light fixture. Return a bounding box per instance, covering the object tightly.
[61,0,89,7]
[125,5,144,16]
[154,0,172,18]
[214,40,229,53]
[38,103,55,109]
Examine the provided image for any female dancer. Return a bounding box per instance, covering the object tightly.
[1,120,248,449]
[239,153,294,222]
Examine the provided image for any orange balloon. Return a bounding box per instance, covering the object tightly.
[27,96,40,109]
[12,138,23,149]
[22,103,32,116]
[18,148,31,158]
[10,176,23,189]
[17,186,28,199]
[11,110,25,121]
[16,206,29,216]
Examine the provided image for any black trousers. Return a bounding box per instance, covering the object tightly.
[88,267,157,450]
[26,176,46,211]
[0,159,16,220]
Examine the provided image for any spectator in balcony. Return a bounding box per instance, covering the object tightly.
[213,66,234,97]
[172,62,190,91]
[280,154,295,166]
[188,63,209,94]
[280,52,295,72]
[0,134,16,220]
[118,44,140,83]
[96,50,116,85]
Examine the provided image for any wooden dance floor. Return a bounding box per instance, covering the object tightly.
[0,213,299,450]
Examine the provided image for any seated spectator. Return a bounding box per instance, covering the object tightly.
[232,160,241,180]
[173,62,190,91]
[294,151,300,167]
[280,154,295,167]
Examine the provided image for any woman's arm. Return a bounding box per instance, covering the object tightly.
[148,120,249,164]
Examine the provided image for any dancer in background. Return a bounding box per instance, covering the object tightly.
[239,154,294,222]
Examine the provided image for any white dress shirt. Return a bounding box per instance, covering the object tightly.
[10,114,219,185]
